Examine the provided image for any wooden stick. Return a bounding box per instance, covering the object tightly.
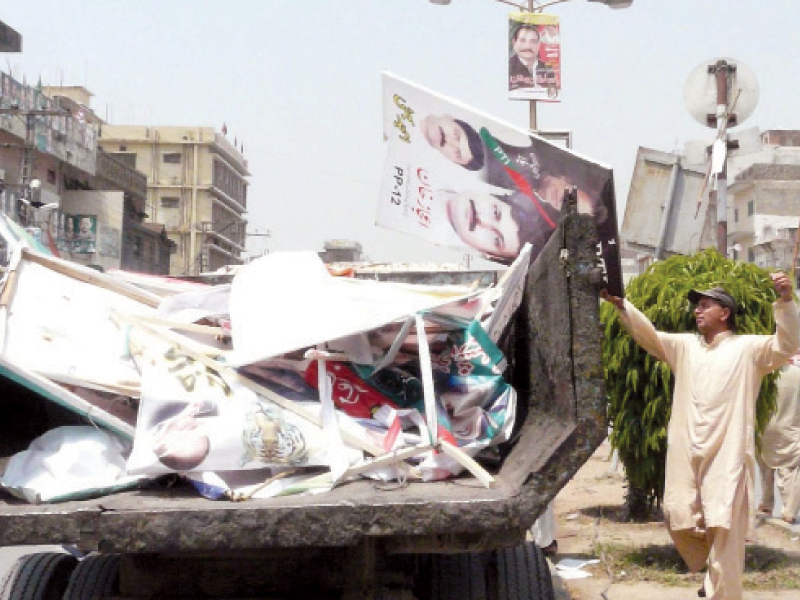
[230,469,299,501]
[439,441,496,489]
[21,248,162,308]
[40,371,140,397]
[132,314,228,337]
[342,444,432,479]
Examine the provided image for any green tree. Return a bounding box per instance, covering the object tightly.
[602,249,785,520]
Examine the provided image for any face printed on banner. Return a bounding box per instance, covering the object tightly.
[445,191,521,258]
[421,115,474,167]
[512,26,540,67]
[152,402,211,471]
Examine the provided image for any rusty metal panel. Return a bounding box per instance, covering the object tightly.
[623,147,710,256]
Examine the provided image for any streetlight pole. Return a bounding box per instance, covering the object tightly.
[429,0,634,132]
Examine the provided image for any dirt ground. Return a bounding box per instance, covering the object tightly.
[550,439,800,600]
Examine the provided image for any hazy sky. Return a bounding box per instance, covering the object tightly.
[3,1,799,265]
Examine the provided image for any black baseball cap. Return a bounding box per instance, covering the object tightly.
[687,287,737,314]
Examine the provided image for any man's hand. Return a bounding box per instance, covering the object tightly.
[771,271,794,303]
[600,289,625,311]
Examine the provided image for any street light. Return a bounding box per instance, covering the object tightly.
[430,1,633,9]
[429,0,633,131]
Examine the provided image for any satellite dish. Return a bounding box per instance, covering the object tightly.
[683,57,759,129]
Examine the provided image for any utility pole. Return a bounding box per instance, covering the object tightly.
[709,59,735,255]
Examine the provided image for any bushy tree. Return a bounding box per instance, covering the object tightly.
[602,249,785,520]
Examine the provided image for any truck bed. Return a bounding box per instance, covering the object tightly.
[0,212,607,555]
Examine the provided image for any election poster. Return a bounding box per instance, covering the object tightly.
[508,12,562,102]
[377,71,623,297]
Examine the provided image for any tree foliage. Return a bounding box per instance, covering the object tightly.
[602,249,785,519]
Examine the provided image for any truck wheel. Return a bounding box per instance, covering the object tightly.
[0,552,78,600]
[428,552,487,600]
[493,542,554,600]
[62,554,120,600]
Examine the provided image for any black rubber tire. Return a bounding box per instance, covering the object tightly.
[495,542,554,600]
[428,552,488,600]
[62,554,120,600]
[1,552,78,600]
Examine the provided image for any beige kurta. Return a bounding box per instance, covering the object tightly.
[619,299,800,534]
[758,363,800,520]
[761,364,800,469]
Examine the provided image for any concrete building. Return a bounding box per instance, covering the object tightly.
[622,128,800,278]
[0,16,173,276]
[728,162,800,270]
[319,239,364,264]
[99,125,250,276]
[0,81,173,274]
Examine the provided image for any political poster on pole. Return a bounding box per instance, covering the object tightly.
[508,13,561,102]
[377,71,622,297]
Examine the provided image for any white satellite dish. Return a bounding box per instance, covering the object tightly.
[683,57,759,129]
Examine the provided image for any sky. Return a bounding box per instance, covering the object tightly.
[3,0,800,266]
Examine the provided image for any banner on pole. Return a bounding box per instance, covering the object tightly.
[508,13,561,102]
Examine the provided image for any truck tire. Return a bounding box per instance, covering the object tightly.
[0,552,77,600]
[494,542,554,600]
[428,552,487,600]
[62,554,120,600]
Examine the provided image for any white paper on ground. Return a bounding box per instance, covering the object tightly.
[555,557,600,579]
[557,557,600,570]
[554,568,594,580]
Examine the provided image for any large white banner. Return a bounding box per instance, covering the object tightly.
[378,72,623,296]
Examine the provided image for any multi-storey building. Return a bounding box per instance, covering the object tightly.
[728,162,800,269]
[98,126,249,276]
[0,77,171,274]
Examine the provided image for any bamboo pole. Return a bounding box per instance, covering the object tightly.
[21,248,162,308]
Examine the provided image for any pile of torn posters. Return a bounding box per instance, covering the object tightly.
[0,213,530,503]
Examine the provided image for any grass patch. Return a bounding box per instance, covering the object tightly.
[592,542,800,589]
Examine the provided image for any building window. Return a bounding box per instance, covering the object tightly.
[119,145,127,151]
[747,200,754,216]
[116,153,137,169]
[734,209,738,223]
[748,248,755,263]
[161,196,180,208]
[163,152,182,164]
[47,169,57,184]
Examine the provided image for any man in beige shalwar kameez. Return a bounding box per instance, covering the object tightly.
[602,273,799,600]
[756,356,800,524]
